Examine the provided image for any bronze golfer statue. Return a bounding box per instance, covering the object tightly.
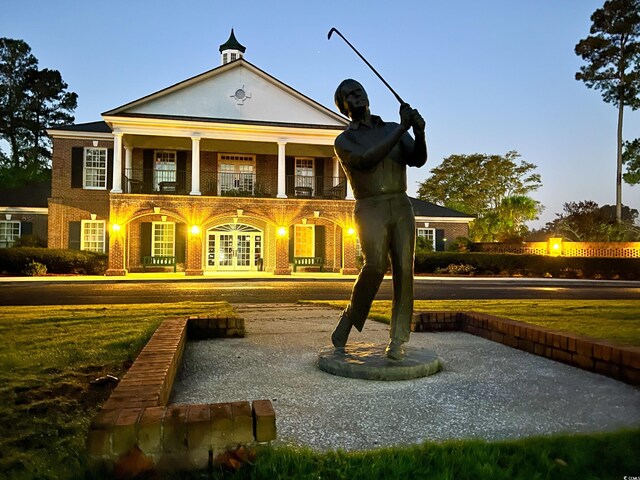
[331,79,427,360]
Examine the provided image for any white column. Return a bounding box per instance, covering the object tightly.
[111,133,123,193]
[346,179,355,200]
[124,146,133,182]
[190,136,201,195]
[332,156,340,186]
[277,141,287,198]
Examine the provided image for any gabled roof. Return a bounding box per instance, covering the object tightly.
[50,121,111,133]
[0,181,51,208]
[409,197,475,219]
[102,58,347,129]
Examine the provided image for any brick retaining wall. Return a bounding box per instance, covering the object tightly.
[87,315,275,471]
[412,311,640,386]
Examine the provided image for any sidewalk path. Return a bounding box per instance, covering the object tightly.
[171,304,640,451]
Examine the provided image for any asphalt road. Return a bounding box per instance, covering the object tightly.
[0,277,638,305]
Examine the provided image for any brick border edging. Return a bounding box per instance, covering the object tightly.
[87,315,276,470]
[411,311,640,386]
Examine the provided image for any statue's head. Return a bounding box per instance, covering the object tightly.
[334,79,369,119]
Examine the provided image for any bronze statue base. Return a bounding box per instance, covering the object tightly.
[318,342,442,381]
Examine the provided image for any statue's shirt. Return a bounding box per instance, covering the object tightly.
[335,115,418,199]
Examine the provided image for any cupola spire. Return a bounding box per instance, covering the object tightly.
[219,29,246,65]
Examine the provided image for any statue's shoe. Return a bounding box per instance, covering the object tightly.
[385,340,405,360]
[331,310,352,348]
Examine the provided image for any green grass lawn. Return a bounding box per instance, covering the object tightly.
[307,299,640,347]
[0,300,638,479]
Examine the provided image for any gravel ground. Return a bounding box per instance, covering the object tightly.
[171,304,640,452]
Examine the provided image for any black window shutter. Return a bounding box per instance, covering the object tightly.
[177,151,187,192]
[315,158,325,194]
[21,222,33,236]
[143,150,154,193]
[140,223,152,257]
[69,221,81,250]
[175,223,186,263]
[288,225,295,261]
[71,147,84,188]
[314,225,325,259]
[435,229,445,252]
[107,149,114,190]
[285,157,294,196]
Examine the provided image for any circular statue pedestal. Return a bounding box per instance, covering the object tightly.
[318,342,442,381]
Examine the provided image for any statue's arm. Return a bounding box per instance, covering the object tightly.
[402,110,427,167]
[336,125,408,171]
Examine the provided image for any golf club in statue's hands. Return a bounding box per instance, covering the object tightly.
[327,27,405,105]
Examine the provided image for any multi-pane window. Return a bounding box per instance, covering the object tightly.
[81,220,106,253]
[295,157,315,191]
[417,228,436,251]
[0,221,20,248]
[294,225,314,257]
[84,148,107,189]
[154,150,177,189]
[152,222,175,257]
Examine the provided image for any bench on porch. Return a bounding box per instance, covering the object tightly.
[292,256,324,272]
[142,256,177,272]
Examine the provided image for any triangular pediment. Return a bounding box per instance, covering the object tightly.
[103,59,347,128]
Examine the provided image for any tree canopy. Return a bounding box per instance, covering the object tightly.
[623,137,640,184]
[540,200,640,242]
[416,151,543,242]
[575,0,640,222]
[0,37,77,188]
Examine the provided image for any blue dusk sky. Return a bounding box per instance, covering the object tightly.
[2,0,639,227]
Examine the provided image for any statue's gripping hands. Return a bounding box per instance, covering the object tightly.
[331,79,427,360]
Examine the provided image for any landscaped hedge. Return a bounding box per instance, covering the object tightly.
[0,247,108,276]
[415,252,640,280]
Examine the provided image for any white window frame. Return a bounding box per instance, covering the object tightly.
[154,150,177,190]
[294,224,315,257]
[152,222,175,257]
[417,227,436,250]
[0,220,20,248]
[83,147,108,189]
[80,220,106,253]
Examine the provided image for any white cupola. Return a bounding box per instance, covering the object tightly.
[219,29,246,65]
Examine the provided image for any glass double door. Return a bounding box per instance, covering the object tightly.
[206,225,262,271]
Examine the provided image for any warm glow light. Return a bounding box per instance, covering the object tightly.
[552,243,560,250]
[347,227,355,236]
[191,225,201,235]
[111,224,121,232]
[277,226,287,237]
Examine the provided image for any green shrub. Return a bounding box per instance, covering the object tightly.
[22,260,47,276]
[435,263,477,275]
[415,252,640,280]
[0,247,108,275]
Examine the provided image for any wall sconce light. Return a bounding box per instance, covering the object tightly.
[548,237,563,256]
[191,225,201,235]
[347,227,355,236]
[313,211,320,218]
[237,209,243,217]
[5,214,11,221]
[277,226,287,237]
[153,207,161,214]
[90,213,97,221]
[161,215,167,222]
[111,223,121,232]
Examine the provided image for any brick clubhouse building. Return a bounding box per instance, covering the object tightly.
[44,31,472,276]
